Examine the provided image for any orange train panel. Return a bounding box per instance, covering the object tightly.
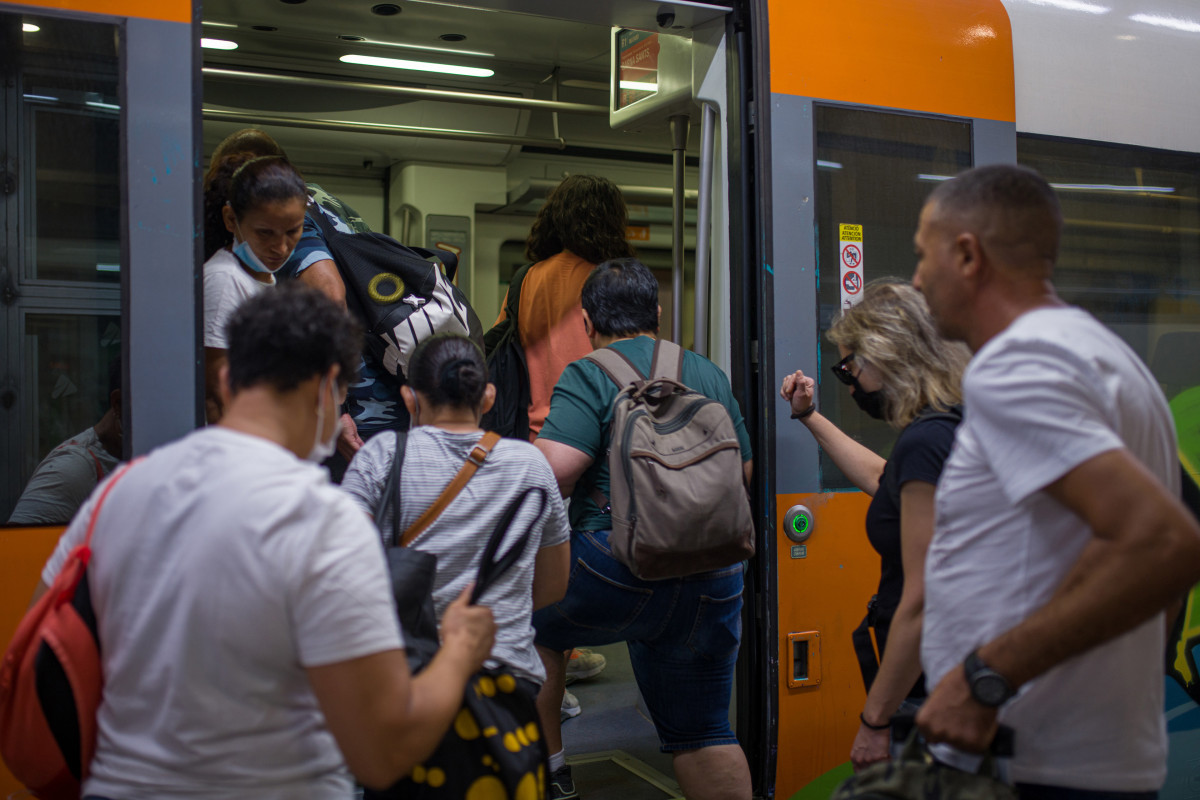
[0,525,66,796]
[774,492,878,799]
[6,0,191,23]
[767,0,1015,124]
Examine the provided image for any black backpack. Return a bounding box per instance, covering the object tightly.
[308,208,483,381]
[481,263,533,440]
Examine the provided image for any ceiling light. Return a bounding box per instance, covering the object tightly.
[371,3,401,15]
[22,23,39,32]
[23,93,58,101]
[619,80,657,92]
[201,38,239,50]
[817,160,843,170]
[1051,183,1175,193]
[1130,13,1200,33]
[86,100,120,110]
[96,263,120,273]
[339,54,493,78]
[1022,0,1110,13]
[202,20,237,28]
[354,37,494,57]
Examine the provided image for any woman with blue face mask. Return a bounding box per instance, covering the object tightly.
[203,154,308,422]
[780,280,970,773]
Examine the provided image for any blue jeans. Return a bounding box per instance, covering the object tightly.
[1016,786,1157,800]
[532,528,744,752]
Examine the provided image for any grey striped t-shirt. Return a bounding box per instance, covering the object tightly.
[341,427,570,684]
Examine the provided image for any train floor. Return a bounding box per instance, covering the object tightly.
[560,643,685,800]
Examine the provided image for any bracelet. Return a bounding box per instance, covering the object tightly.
[859,712,890,731]
[791,404,816,421]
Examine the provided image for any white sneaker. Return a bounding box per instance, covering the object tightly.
[561,689,582,722]
[565,647,607,685]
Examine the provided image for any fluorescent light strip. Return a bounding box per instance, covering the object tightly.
[23,23,40,32]
[356,38,494,58]
[85,100,120,110]
[202,20,237,28]
[201,38,239,50]
[817,160,843,170]
[23,93,58,102]
[618,80,657,92]
[1051,183,1175,193]
[917,174,1175,193]
[340,54,493,77]
[96,263,121,273]
[1022,0,1110,13]
[1129,13,1200,33]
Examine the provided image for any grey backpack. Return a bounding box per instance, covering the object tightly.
[585,339,755,580]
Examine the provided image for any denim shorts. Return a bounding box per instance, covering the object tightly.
[532,528,744,752]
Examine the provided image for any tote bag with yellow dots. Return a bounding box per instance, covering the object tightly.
[367,485,550,800]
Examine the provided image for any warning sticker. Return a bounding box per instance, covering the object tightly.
[838,223,864,311]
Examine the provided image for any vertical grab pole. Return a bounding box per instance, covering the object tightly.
[693,102,717,357]
[669,113,690,344]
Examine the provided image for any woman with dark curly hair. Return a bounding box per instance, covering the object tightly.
[494,174,636,439]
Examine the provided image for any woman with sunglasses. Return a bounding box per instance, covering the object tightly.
[780,280,969,771]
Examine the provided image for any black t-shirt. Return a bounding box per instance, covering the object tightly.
[864,409,961,626]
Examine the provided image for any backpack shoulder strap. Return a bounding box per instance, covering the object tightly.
[506,263,533,324]
[399,431,501,547]
[585,347,645,390]
[649,339,684,382]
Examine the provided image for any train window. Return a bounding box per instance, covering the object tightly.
[2,12,123,523]
[814,105,971,490]
[1018,136,1200,402]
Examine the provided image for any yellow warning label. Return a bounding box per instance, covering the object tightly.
[839,224,863,242]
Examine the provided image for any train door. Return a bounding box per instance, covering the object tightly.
[0,0,200,521]
[748,2,1016,797]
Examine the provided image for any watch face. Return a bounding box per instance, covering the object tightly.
[974,673,1009,706]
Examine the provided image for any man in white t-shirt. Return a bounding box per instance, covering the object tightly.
[911,164,1200,798]
[35,285,495,800]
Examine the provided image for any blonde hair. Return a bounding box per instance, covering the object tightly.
[827,280,970,428]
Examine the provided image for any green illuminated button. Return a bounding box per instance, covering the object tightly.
[783,505,814,543]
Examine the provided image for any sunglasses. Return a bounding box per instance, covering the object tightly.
[831,353,858,386]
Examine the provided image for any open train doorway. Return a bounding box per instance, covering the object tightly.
[197,2,756,798]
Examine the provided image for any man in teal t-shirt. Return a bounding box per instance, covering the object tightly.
[533,258,753,800]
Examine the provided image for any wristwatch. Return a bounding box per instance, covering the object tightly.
[963,649,1014,707]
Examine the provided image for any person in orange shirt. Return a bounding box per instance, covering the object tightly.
[495,175,636,440]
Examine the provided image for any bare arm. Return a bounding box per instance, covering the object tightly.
[781,370,885,495]
[919,449,1200,751]
[298,259,347,310]
[534,439,594,498]
[743,459,754,488]
[852,481,934,769]
[532,541,570,610]
[30,580,49,608]
[205,348,227,424]
[307,587,495,789]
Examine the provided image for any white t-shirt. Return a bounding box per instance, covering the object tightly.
[341,427,570,684]
[924,306,1177,791]
[203,247,274,349]
[41,427,403,800]
[8,426,119,524]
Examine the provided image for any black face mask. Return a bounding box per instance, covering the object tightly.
[851,380,888,421]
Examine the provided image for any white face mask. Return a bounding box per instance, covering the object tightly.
[306,375,342,463]
[232,218,292,275]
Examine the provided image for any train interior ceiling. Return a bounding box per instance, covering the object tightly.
[199,0,729,344]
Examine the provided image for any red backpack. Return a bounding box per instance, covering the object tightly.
[0,461,134,799]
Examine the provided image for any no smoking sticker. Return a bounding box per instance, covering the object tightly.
[838,223,864,311]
